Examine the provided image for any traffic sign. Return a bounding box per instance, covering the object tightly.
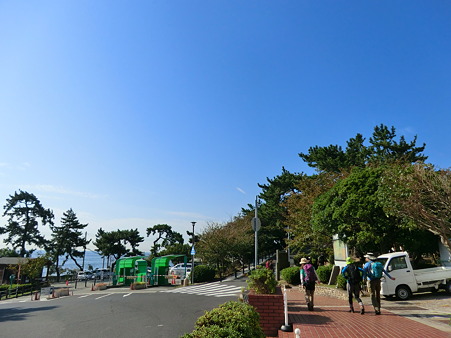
[191,246,196,255]
[251,217,261,232]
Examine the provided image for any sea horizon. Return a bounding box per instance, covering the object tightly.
[33,250,151,272]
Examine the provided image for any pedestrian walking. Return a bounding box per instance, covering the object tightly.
[363,253,396,315]
[300,257,320,311]
[341,257,365,314]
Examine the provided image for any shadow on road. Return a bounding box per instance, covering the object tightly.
[0,306,58,322]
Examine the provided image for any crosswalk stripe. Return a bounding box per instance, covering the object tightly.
[159,282,242,297]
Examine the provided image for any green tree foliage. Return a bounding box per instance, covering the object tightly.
[0,247,20,257]
[146,224,183,256]
[311,167,391,253]
[380,163,451,251]
[197,222,238,279]
[94,228,144,262]
[369,125,427,164]
[243,168,302,256]
[299,124,426,173]
[197,218,253,279]
[284,172,341,259]
[19,254,50,281]
[122,228,145,256]
[1,190,54,257]
[311,166,439,257]
[158,243,191,260]
[51,209,90,275]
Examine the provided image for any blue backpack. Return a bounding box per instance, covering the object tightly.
[371,261,383,279]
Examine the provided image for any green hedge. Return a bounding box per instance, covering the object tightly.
[193,265,216,283]
[316,265,333,284]
[182,301,264,338]
[280,266,301,285]
[336,274,347,289]
[246,267,277,294]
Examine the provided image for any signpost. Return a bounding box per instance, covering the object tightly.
[191,221,196,284]
[252,197,260,269]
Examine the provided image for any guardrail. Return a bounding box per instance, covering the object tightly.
[0,284,38,301]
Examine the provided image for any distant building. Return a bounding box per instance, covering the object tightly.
[0,257,35,284]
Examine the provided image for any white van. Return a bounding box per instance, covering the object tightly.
[169,263,192,277]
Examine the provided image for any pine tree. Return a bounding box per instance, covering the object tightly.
[1,190,53,257]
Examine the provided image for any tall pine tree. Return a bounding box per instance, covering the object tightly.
[1,190,53,257]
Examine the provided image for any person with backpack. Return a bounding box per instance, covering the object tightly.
[300,257,320,311]
[341,257,365,314]
[363,253,396,315]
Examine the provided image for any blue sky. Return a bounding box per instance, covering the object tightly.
[1,1,450,251]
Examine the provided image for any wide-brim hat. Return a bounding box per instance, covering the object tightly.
[300,257,308,264]
[364,253,376,260]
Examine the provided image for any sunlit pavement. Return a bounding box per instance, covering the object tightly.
[272,288,451,338]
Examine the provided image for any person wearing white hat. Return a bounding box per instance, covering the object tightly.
[363,253,395,315]
[341,257,365,314]
[300,257,320,311]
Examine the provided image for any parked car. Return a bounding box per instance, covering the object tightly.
[93,268,113,280]
[77,271,93,281]
[379,252,451,300]
[169,263,192,277]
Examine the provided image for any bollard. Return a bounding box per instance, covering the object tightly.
[295,327,301,338]
[280,285,293,332]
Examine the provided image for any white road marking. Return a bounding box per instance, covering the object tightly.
[95,293,114,300]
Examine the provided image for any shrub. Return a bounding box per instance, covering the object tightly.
[181,325,243,338]
[336,274,347,290]
[247,267,277,294]
[193,265,216,283]
[316,265,333,284]
[182,301,264,338]
[280,266,300,285]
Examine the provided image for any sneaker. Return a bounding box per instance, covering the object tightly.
[348,308,354,313]
[360,308,365,315]
[375,310,381,315]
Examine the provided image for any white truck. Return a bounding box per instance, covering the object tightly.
[378,251,451,300]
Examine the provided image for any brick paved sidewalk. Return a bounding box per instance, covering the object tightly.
[270,288,450,338]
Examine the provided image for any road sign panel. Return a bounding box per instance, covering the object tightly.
[251,217,261,232]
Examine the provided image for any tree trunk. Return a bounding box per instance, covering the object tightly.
[441,235,451,256]
[55,256,61,282]
[69,253,82,270]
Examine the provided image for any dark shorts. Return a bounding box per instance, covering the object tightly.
[304,281,316,291]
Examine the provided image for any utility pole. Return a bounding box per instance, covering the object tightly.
[191,221,196,284]
[251,197,261,269]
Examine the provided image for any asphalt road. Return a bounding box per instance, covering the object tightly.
[0,279,247,338]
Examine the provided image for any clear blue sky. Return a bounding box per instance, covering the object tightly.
[1,1,450,251]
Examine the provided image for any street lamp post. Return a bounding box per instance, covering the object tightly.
[191,221,196,284]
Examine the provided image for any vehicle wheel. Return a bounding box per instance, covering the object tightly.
[446,281,451,295]
[396,285,412,300]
